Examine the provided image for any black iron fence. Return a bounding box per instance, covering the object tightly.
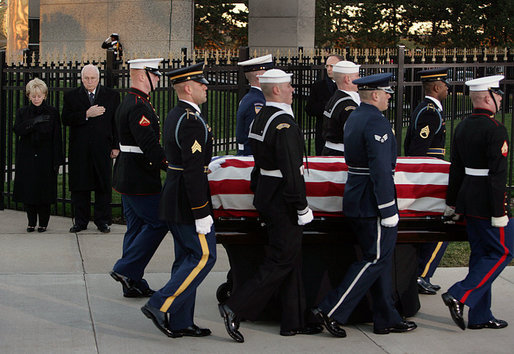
[1,46,513,217]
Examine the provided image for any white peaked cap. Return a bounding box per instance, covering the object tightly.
[238,54,273,66]
[333,61,360,74]
[465,75,504,91]
[127,58,163,70]
[257,69,293,84]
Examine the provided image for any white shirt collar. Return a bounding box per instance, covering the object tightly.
[250,86,262,91]
[266,101,294,117]
[180,99,201,113]
[341,90,361,105]
[425,96,443,111]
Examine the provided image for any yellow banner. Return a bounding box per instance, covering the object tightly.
[6,0,29,62]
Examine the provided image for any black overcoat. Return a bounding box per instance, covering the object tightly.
[13,102,64,204]
[61,85,120,192]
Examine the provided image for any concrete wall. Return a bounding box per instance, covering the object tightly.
[39,0,193,61]
[248,0,315,53]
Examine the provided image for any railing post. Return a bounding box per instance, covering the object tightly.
[395,45,405,156]
[237,46,250,101]
[0,51,6,209]
[105,49,115,88]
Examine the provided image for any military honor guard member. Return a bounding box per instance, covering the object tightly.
[218,69,320,342]
[306,54,343,155]
[313,73,417,337]
[321,60,361,156]
[442,75,513,331]
[110,58,169,298]
[404,67,450,295]
[236,54,273,155]
[141,63,216,338]
[62,64,120,233]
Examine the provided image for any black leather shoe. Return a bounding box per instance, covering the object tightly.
[218,303,244,343]
[38,227,47,233]
[311,308,346,338]
[123,286,155,298]
[280,324,324,336]
[175,324,212,337]
[426,279,441,291]
[468,319,508,330]
[110,270,134,289]
[27,226,35,232]
[417,277,437,295]
[374,320,417,334]
[441,292,466,330]
[69,224,87,233]
[141,303,182,338]
[97,224,110,233]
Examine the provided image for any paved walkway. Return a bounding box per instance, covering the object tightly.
[1,208,513,353]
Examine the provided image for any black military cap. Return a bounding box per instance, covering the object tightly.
[166,63,209,85]
[353,73,394,93]
[419,67,449,83]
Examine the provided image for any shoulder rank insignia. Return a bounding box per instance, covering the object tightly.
[139,116,151,127]
[254,103,263,114]
[276,123,290,130]
[374,134,388,143]
[191,140,202,153]
[502,140,508,157]
[345,106,356,111]
[426,103,436,111]
[420,125,430,139]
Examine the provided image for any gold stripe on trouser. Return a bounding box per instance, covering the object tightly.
[160,233,210,312]
[421,241,443,278]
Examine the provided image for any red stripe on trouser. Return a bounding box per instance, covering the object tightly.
[460,227,508,303]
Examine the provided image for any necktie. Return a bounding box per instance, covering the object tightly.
[89,92,95,105]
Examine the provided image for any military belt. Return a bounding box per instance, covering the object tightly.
[260,168,283,178]
[168,164,209,173]
[465,167,489,176]
[325,141,345,152]
[119,144,143,154]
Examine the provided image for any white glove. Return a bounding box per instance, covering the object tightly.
[195,215,213,234]
[443,205,459,224]
[208,157,227,174]
[381,214,399,227]
[491,215,509,228]
[298,208,314,226]
[104,37,112,43]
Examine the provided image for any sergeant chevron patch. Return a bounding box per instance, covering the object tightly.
[191,140,202,153]
[139,116,150,126]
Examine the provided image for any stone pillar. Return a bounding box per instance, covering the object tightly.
[39,0,193,61]
[248,0,315,54]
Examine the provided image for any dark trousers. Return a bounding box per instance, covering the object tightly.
[448,217,513,325]
[149,223,217,330]
[315,117,325,156]
[113,194,168,282]
[226,209,306,332]
[71,189,111,228]
[25,203,50,227]
[319,217,402,330]
[417,241,449,279]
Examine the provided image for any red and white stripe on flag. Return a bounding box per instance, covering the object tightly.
[208,156,449,218]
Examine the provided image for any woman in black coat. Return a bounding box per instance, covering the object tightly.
[13,78,64,232]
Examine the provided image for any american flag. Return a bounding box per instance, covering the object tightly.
[209,156,449,219]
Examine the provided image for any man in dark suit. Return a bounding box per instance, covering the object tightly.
[404,67,450,295]
[62,64,120,233]
[305,54,343,155]
[313,73,417,337]
[141,63,216,338]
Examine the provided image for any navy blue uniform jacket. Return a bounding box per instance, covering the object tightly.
[236,87,265,155]
[343,103,398,218]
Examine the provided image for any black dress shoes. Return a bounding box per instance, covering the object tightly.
[141,303,182,338]
[218,303,244,343]
[37,226,47,233]
[175,324,212,337]
[110,270,155,298]
[27,226,35,232]
[417,277,437,295]
[374,320,417,334]
[312,308,347,338]
[110,270,133,289]
[97,224,110,233]
[69,224,87,233]
[468,318,508,330]
[441,292,466,330]
[280,324,324,336]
